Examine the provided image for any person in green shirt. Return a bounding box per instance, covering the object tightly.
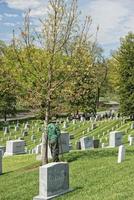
[47,120,61,162]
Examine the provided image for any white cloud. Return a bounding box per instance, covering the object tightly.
[4,13,18,17]
[82,0,134,46]
[0,15,3,21]
[5,0,48,17]
[4,22,15,27]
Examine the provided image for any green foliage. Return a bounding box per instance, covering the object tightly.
[0,42,18,120]
[115,32,134,118]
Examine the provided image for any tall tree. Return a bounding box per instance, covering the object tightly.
[12,0,79,164]
[11,0,100,164]
[0,41,18,121]
[113,32,134,119]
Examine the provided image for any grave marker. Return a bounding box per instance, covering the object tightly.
[129,137,134,146]
[5,140,25,156]
[33,162,72,200]
[109,131,122,147]
[118,145,125,163]
[80,136,93,150]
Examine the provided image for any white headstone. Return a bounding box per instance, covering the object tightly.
[101,143,105,148]
[63,122,67,129]
[4,140,25,156]
[118,145,125,163]
[15,125,19,132]
[80,136,93,150]
[87,127,90,133]
[36,144,42,154]
[0,146,6,156]
[131,123,134,129]
[128,134,131,142]
[33,162,72,200]
[129,137,134,146]
[4,127,9,135]
[109,131,122,147]
[72,119,76,124]
[80,116,85,122]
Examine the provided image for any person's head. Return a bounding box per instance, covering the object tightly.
[48,117,57,124]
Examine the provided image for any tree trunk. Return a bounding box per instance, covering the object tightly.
[41,100,50,165]
[4,110,7,122]
[96,87,100,109]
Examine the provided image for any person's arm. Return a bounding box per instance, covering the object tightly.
[55,125,61,137]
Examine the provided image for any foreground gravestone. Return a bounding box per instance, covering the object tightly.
[33,162,72,200]
[0,150,2,175]
[80,136,93,150]
[109,131,122,147]
[5,140,25,156]
[118,145,125,163]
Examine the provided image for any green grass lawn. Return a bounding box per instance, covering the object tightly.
[1,147,134,200]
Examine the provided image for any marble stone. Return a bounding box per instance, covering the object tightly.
[36,144,42,154]
[33,162,72,200]
[63,122,67,129]
[5,140,25,156]
[118,145,125,163]
[72,119,76,124]
[80,116,85,122]
[131,123,134,129]
[129,137,134,146]
[109,131,122,147]
[4,127,9,135]
[87,127,90,133]
[22,130,28,137]
[128,134,131,142]
[101,143,105,148]
[80,136,93,150]
[0,150,2,175]
[0,146,6,156]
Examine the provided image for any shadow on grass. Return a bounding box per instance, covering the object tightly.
[1,171,13,175]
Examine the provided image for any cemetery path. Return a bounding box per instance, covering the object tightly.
[0,112,35,122]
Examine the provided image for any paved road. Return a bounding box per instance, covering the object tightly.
[0,113,35,122]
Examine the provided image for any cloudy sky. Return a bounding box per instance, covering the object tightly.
[0,0,134,57]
